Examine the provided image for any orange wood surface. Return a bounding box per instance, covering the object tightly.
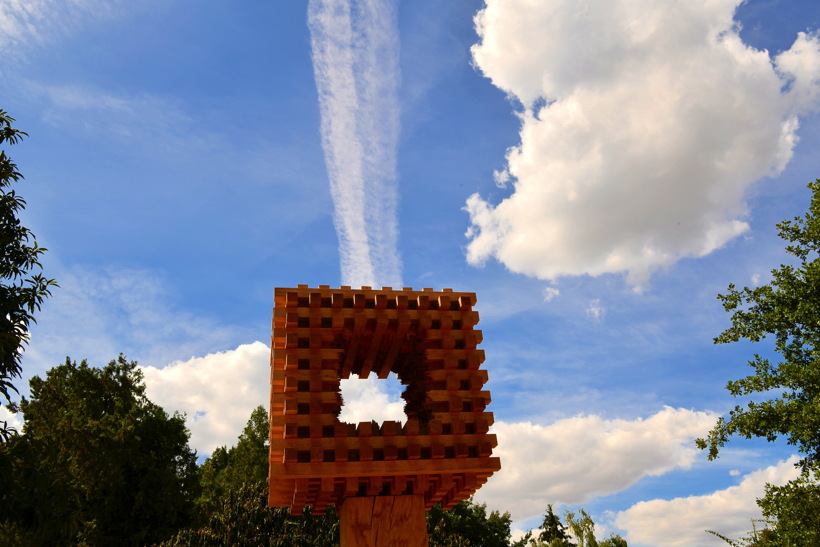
[340,495,428,547]
[269,285,500,515]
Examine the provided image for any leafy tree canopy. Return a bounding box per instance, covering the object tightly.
[0,109,56,440]
[697,180,820,544]
[198,405,270,513]
[0,356,199,546]
[697,180,820,468]
[427,498,515,547]
[523,506,627,547]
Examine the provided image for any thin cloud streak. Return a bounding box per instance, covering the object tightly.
[308,0,403,289]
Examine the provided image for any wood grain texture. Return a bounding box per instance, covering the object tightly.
[340,495,428,547]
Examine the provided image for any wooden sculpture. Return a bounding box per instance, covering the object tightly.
[269,285,500,546]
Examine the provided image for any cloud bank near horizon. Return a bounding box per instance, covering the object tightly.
[134,343,798,546]
[308,0,403,289]
[615,457,801,547]
[474,407,717,523]
[466,0,820,286]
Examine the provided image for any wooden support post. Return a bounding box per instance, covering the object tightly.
[340,495,428,547]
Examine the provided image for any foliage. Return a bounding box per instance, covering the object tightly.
[161,480,339,547]
[534,504,574,546]
[696,180,820,469]
[427,498,515,547]
[0,356,199,546]
[525,506,627,547]
[754,471,820,545]
[198,405,270,514]
[0,109,56,441]
[710,471,820,546]
[170,406,338,546]
[697,180,820,544]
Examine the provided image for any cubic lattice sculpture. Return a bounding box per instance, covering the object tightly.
[268,285,500,542]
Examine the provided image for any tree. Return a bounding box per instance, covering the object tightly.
[534,504,574,546]
[697,179,820,543]
[563,509,627,547]
[198,405,270,514]
[525,506,627,547]
[0,356,199,545]
[0,109,56,440]
[427,498,515,547]
[171,406,339,547]
[162,481,339,547]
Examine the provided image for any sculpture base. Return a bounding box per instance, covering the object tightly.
[340,495,428,547]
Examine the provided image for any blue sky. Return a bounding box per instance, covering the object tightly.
[3,0,820,545]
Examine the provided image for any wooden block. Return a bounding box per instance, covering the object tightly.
[340,495,427,547]
[270,286,498,513]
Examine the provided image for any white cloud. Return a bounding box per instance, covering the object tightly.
[466,0,820,287]
[140,342,270,455]
[142,349,410,456]
[615,457,801,547]
[586,298,605,321]
[0,405,23,433]
[308,0,403,288]
[338,372,406,425]
[474,407,717,523]
[542,286,560,302]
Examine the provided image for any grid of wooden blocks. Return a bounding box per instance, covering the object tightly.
[268,285,501,515]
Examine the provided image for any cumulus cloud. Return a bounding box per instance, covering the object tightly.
[140,342,271,455]
[474,407,717,523]
[308,0,403,288]
[466,0,820,286]
[615,457,801,547]
[338,372,406,425]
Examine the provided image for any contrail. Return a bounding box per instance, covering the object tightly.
[307,0,402,289]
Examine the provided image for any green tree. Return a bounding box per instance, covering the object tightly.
[172,406,339,546]
[427,498,515,547]
[697,179,820,543]
[534,504,574,546]
[162,481,339,547]
[564,509,627,547]
[198,405,270,514]
[0,356,199,546]
[0,109,56,440]
[526,506,626,547]
[754,472,820,545]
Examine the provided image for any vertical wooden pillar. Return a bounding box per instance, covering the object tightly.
[340,495,428,547]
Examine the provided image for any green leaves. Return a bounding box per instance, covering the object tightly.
[698,180,820,470]
[427,498,515,547]
[0,356,199,545]
[0,109,56,440]
[698,180,820,544]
